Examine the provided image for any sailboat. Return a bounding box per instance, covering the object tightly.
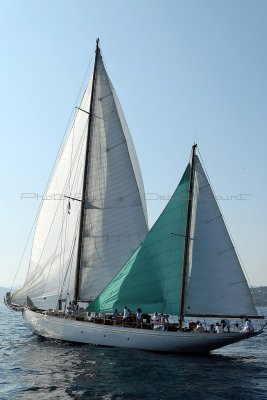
[8,40,265,354]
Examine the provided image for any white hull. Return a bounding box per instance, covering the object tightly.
[23,309,261,353]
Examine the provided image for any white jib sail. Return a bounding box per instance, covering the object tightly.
[184,156,257,317]
[13,50,148,309]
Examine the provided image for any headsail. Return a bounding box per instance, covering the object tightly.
[183,155,258,317]
[87,166,190,315]
[12,41,148,309]
[12,81,91,309]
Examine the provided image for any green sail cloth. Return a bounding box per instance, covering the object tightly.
[87,165,190,316]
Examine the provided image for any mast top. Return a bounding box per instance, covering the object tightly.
[191,143,197,163]
[96,38,100,50]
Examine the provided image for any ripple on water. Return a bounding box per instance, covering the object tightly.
[1,304,267,400]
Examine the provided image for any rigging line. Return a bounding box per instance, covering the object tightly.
[41,206,70,299]
[23,55,94,281]
[58,202,70,298]
[59,224,79,301]
[76,107,106,121]
[67,126,88,197]
[58,51,94,146]
[61,214,81,303]
[24,119,87,289]
[76,107,90,115]
[48,158,86,300]
[59,199,65,294]
[73,52,94,114]
[59,114,76,299]
[10,210,39,293]
[13,85,90,299]
[57,128,86,297]
[64,195,83,203]
[67,101,76,198]
[57,129,88,297]
[25,130,87,291]
[60,203,74,295]
[197,148,259,313]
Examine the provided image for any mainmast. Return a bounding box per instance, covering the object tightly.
[179,144,197,328]
[73,38,100,304]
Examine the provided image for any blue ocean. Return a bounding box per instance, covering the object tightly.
[1,301,266,400]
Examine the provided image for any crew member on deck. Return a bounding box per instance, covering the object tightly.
[241,318,254,333]
[151,312,160,323]
[215,322,223,333]
[123,306,131,321]
[136,308,142,323]
[221,319,230,333]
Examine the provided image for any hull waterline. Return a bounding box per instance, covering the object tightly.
[22,309,261,354]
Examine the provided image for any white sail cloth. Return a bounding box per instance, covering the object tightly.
[13,51,148,309]
[184,156,257,316]
[78,51,148,300]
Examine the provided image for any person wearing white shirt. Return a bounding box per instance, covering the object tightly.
[123,306,131,321]
[193,321,205,333]
[151,312,160,323]
[241,318,254,333]
[215,322,223,333]
[135,308,142,324]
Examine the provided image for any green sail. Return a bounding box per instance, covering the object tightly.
[87,164,190,316]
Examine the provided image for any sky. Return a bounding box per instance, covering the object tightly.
[0,0,266,288]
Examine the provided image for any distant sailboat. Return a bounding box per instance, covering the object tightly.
[7,40,265,353]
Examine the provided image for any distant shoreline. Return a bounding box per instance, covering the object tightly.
[251,286,267,307]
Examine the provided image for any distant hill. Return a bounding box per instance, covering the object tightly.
[0,286,20,296]
[0,287,8,295]
[251,286,267,307]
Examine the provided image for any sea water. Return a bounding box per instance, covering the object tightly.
[1,302,266,400]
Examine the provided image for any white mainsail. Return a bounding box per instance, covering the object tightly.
[184,156,257,317]
[78,46,148,300]
[13,45,148,309]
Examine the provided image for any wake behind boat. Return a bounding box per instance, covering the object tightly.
[7,40,265,353]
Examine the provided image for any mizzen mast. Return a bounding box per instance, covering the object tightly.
[179,144,197,329]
